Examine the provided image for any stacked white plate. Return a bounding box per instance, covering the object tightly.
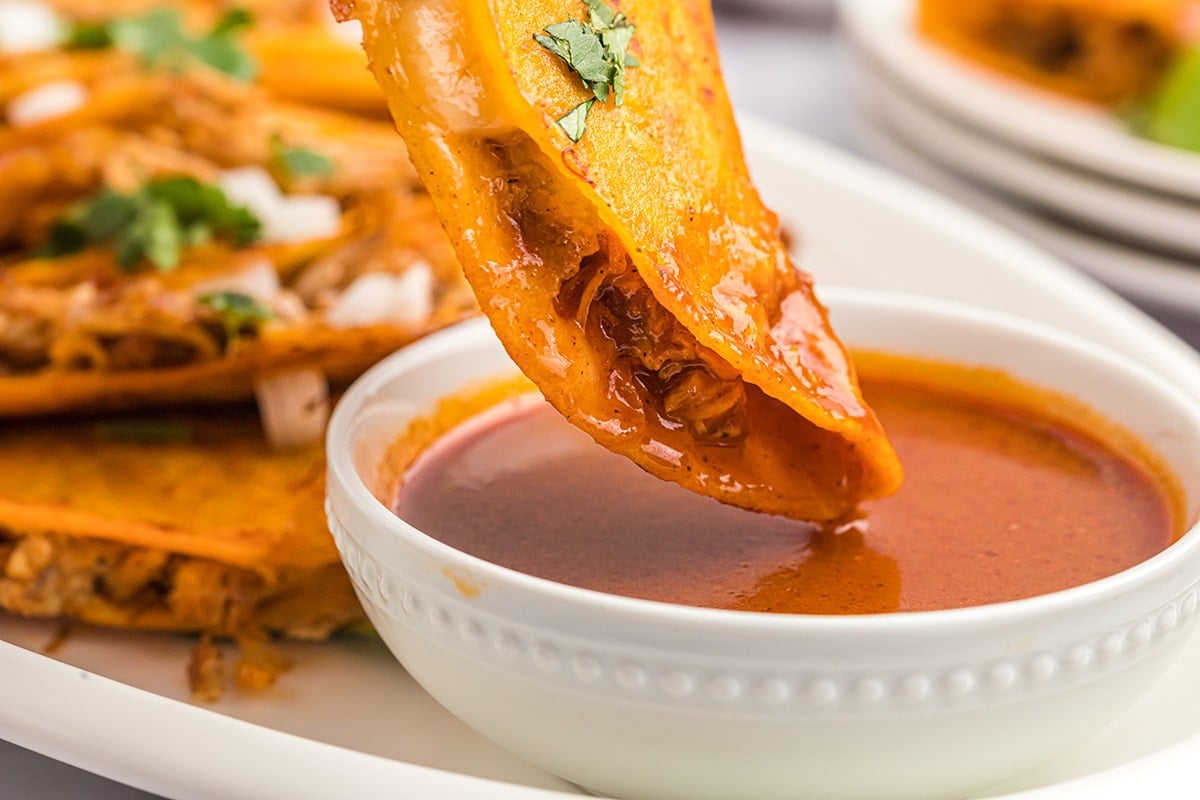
[840,0,1200,314]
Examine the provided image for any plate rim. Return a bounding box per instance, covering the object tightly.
[849,97,1200,314]
[838,0,1200,201]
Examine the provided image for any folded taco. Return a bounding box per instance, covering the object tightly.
[341,0,902,520]
[0,407,363,696]
[0,3,474,435]
[0,0,471,698]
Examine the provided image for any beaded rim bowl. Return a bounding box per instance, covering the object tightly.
[326,288,1200,800]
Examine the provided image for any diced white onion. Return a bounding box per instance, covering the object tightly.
[218,167,284,220]
[218,167,341,245]
[7,80,87,127]
[262,195,342,244]
[0,1,62,53]
[190,258,280,303]
[254,369,329,449]
[325,264,434,329]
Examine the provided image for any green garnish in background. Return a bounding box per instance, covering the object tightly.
[1127,45,1200,153]
[63,20,113,50]
[39,176,261,272]
[197,291,275,340]
[94,419,192,443]
[534,0,638,142]
[270,134,336,181]
[64,7,257,82]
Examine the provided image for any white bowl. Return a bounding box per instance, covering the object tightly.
[326,289,1200,800]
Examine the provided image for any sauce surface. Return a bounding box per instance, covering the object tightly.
[393,367,1177,613]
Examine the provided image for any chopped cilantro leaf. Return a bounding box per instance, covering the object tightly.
[118,198,181,271]
[557,99,596,142]
[38,177,261,272]
[108,8,185,64]
[65,7,257,82]
[534,0,637,142]
[185,34,257,82]
[539,20,610,85]
[197,290,275,340]
[270,134,336,181]
[143,176,260,248]
[210,8,255,37]
[1127,45,1200,153]
[64,20,114,50]
[586,0,619,28]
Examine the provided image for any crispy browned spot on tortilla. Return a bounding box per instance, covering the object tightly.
[340,0,902,520]
[917,0,1191,105]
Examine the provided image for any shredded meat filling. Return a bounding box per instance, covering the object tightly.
[979,5,1175,94]
[556,238,748,446]
[0,530,338,639]
[484,131,750,447]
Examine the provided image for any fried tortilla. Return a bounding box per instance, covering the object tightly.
[0,6,430,697]
[0,18,475,418]
[339,0,902,520]
[0,408,362,638]
[918,0,1193,105]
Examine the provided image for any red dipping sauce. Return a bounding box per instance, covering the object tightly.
[391,358,1180,614]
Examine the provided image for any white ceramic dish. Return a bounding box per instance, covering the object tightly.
[851,106,1200,315]
[7,118,1200,799]
[839,0,1200,201]
[716,0,833,18]
[852,66,1200,260]
[326,292,1200,800]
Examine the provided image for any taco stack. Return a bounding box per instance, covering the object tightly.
[0,0,474,697]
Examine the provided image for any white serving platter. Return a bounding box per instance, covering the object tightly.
[840,0,1200,201]
[716,0,834,18]
[850,100,1200,316]
[852,64,1200,260]
[5,116,1200,799]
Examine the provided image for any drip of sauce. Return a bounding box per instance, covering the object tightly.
[391,357,1180,614]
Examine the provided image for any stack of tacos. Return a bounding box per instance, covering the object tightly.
[0,0,474,698]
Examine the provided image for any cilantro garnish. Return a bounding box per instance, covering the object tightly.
[556,99,596,143]
[534,0,637,142]
[63,20,113,50]
[39,176,261,272]
[64,8,257,83]
[1126,45,1200,154]
[95,418,192,443]
[270,134,335,181]
[197,291,275,340]
[209,8,254,37]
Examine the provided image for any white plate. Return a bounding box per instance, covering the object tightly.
[6,116,1200,800]
[851,102,1200,316]
[839,0,1200,201]
[716,0,834,17]
[851,63,1200,260]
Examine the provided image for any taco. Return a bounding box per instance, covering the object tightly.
[0,0,472,698]
[0,407,362,696]
[917,0,1195,105]
[339,0,902,520]
[0,2,475,435]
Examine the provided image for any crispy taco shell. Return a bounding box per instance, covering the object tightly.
[0,408,362,637]
[341,0,902,520]
[0,324,437,415]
